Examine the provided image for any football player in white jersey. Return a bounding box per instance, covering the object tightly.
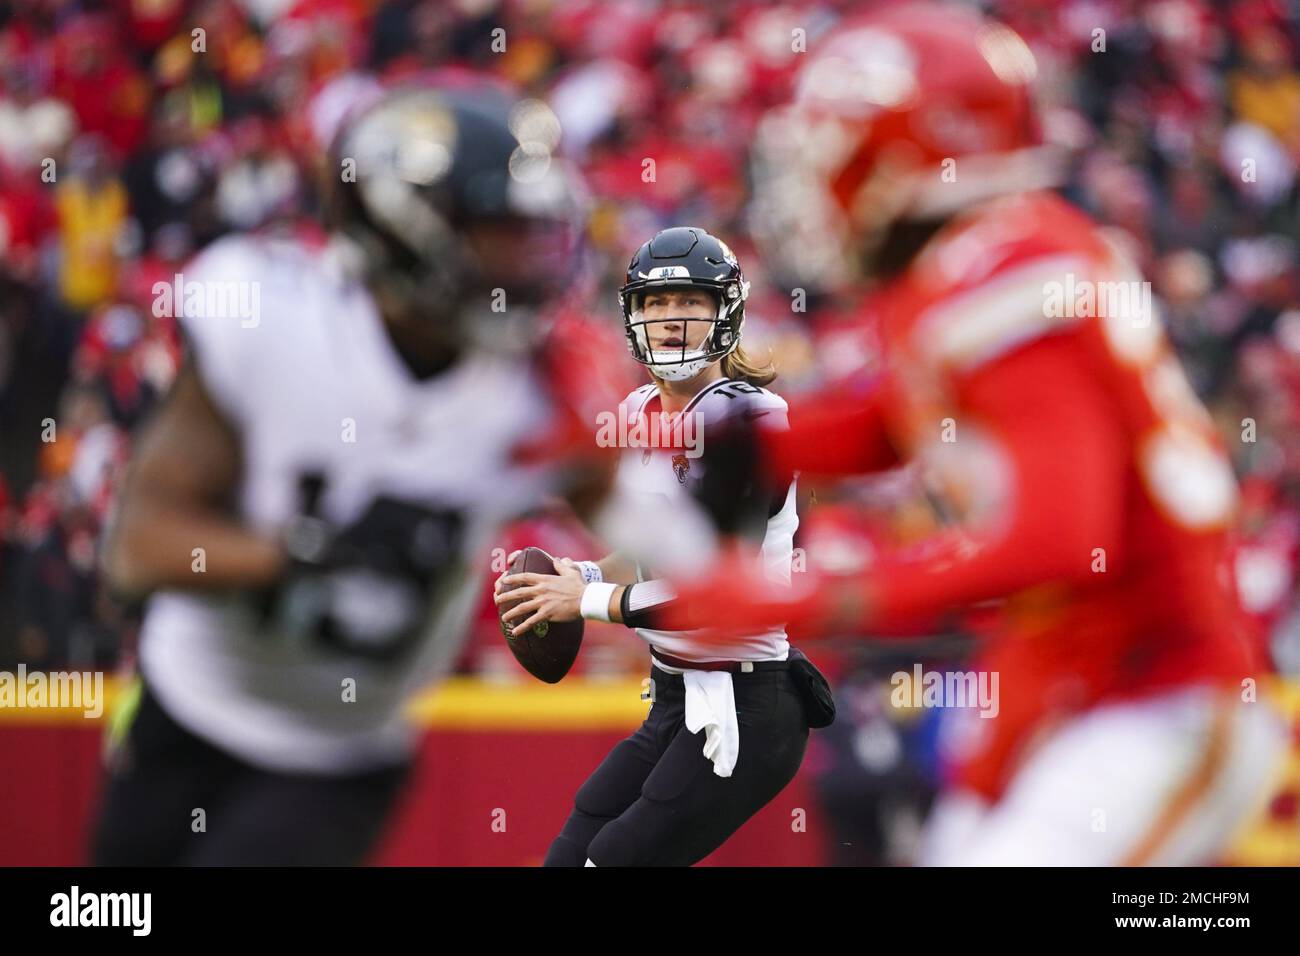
[91,81,627,865]
[494,227,827,866]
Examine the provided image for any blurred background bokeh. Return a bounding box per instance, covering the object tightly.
[1,0,1299,865]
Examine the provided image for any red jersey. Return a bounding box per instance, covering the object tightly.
[771,192,1260,799]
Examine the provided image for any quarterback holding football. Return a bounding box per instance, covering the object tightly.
[494,227,830,867]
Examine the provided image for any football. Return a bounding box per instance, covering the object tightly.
[498,547,585,683]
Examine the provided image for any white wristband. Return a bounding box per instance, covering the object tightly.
[580,582,618,623]
[574,561,603,584]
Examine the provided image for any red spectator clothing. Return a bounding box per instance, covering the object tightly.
[584,136,739,213]
[282,0,372,80]
[114,0,188,53]
[74,304,181,421]
[51,37,150,159]
[0,179,55,277]
[546,0,661,66]
[682,192,1261,801]
[510,309,638,468]
[1229,475,1300,660]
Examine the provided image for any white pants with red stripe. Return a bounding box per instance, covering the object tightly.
[919,685,1289,866]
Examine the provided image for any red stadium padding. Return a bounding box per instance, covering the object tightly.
[371,731,826,867]
[0,680,827,867]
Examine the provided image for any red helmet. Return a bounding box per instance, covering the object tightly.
[752,3,1058,289]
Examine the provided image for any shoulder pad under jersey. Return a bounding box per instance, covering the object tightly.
[907,193,1125,372]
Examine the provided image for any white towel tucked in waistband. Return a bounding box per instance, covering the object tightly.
[683,670,739,778]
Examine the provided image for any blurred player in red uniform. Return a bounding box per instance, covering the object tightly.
[659,4,1289,865]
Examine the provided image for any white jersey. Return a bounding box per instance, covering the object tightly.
[920,686,1287,865]
[614,378,798,665]
[138,234,564,774]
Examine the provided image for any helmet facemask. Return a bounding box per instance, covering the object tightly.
[622,282,746,382]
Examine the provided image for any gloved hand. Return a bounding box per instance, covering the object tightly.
[270,494,465,662]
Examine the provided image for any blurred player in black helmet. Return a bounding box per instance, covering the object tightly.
[494,227,827,866]
[91,80,631,866]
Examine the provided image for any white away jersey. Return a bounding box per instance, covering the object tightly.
[614,378,799,664]
[138,234,564,773]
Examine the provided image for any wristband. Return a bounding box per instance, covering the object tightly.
[580,582,618,623]
[620,580,679,630]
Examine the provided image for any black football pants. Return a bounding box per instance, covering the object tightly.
[544,663,809,866]
[90,684,410,866]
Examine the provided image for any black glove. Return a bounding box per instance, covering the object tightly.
[270,493,464,662]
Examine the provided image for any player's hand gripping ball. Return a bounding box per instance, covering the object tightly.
[495,547,584,683]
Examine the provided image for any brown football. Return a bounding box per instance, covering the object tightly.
[498,547,584,684]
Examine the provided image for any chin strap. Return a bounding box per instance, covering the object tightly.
[647,352,712,381]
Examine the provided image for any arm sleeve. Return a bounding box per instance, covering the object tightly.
[860,335,1128,629]
[620,579,680,631]
[764,382,900,482]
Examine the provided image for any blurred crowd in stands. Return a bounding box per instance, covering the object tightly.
[3,0,1300,866]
